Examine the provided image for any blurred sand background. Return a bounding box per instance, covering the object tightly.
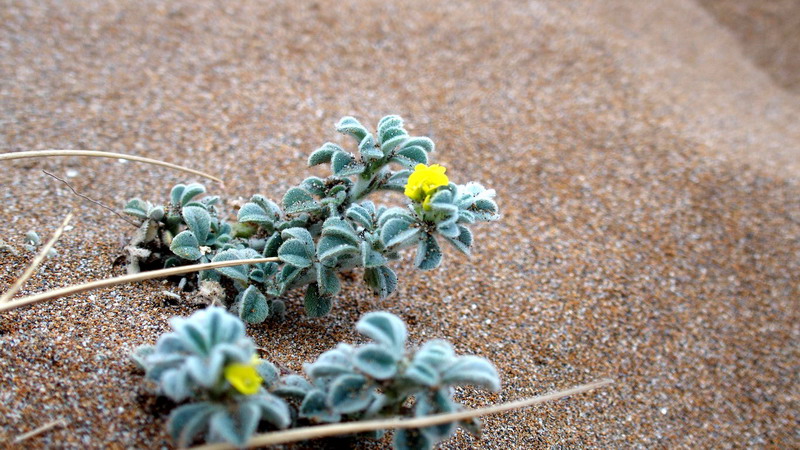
[1,0,798,447]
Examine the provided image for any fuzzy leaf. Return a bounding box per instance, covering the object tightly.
[278,239,313,268]
[331,151,365,177]
[316,263,341,296]
[415,234,442,270]
[321,217,360,245]
[317,235,359,266]
[300,389,341,423]
[308,142,344,166]
[363,266,398,299]
[211,249,251,282]
[441,356,500,391]
[170,230,202,261]
[359,134,383,161]
[183,206,211,244]
[282,187,319,214]
[238,203,275,227]
[346,203,375,230]
[445,225,473,255]
[353,344,398,380]
[381,218,420,250]
[301,176,326,196]
[361,240,388,268]
[209,402,260,447]
[391,145,428,169]
[356,312,407,353]
[377,115,404,137]
[304,283,332,317]
[168,402,220,448]
[327,374,372,414]
[239,285,269,324]
[123,198,149,219]
[273,374,314,399]
[417,389,458,441]
[336,116,370,143]
[180,184,207,206]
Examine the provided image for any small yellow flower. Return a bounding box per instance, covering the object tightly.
[224,360,263,395]
[405,164,449,210]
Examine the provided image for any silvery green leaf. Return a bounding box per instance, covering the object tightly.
[414,340,456,368]
[255,360,279,387]
[211,249,251,282]
[441,356,500,391]
[417,388,458,441]
[123,198,149,219]
[391,145,428,169]
[401,361,439,388]
[300,389,341,422]
[336,116,370,143]
[321,217,360,245]
[131,345,155,370]
[363,266,397,299]
[301,176,326,196]
[273,374,313,398]
[355,312,407,353]
[377,206,413,228]
[278,239,313,268]
[183,206,211,244]
[162,367,192,402]
[250,195,282,219]
[317,235,359,266]
[304,283,332,317]
[444,225,473,255]
[168,402,221,448]
[208,402,260,447]
[377,115,404,137]
[263,232,283,257]
[252,393,291,429]
[316,263,341,296]
[437,220,460,238]
[180,183,206,206]
[327,374,372,414]
[282,187,319,214]
[238,203,275,227]
[415,234,442,270]
[308,142,344,166]
[281,227,315,256]
[170,230,202,261]
[381,218,421,250]
[148,205,165,221]
[239,285,269,324]
[346,203,375,230]
[331,151,365,177]
[359,134,383,162]
[170,184,186,205]
[381,134,408,155]
[185,353,224,388]
[353,343,398,380]
[381,169,412,192]
[361,240,388,268]
[401,136,435,153]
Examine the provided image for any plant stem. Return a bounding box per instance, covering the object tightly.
[0,257,279,313]
[0,213,73,303]
[190,378,613,449]
[0,150,225,185]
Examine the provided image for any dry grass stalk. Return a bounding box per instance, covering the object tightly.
[13,418,68,443]
[0,150,224,185]
[0,213,74,303]
[191,378,613,450]
[0,257,279,313]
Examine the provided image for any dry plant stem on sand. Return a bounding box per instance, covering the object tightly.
[191,378,613,450]
[41,170,139,227]
[0,257,278,313]
[0,213,73,303]
[0,150,224,185]
[13,419,68,444]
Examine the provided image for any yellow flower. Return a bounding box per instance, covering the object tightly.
[224,360,263,395]
[405,164,449,210]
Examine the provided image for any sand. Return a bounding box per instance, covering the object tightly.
[1,0,798,448]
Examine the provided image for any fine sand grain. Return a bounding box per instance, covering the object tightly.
[1,0,798,448]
